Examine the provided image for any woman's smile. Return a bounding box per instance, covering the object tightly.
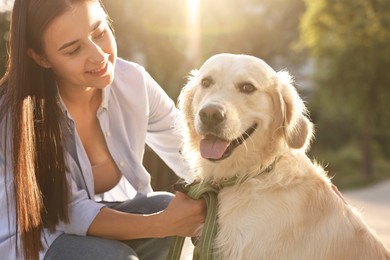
[86,62,108,76]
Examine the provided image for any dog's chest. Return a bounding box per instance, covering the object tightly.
[215,184,307,259]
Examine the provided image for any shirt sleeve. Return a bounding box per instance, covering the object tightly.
[142,69,193,182]
[56,172,105,236]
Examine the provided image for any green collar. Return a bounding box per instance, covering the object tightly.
[209,156,280,190]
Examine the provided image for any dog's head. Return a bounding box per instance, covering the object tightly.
[178,53,313,179]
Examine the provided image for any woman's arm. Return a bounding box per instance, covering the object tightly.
[143,69,192,181]
[87,192,205,239]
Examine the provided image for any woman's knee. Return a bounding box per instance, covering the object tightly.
[111,191,174,214]
[146,191,174,212]
[44,234,138,260]
[124,236,173,260]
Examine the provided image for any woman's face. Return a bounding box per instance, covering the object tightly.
[36,1,117,92]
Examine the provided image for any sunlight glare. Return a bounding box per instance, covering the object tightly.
[188,0,199,15]
[186,0,201,65]
[0,0,14,12]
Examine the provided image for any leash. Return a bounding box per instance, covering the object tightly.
[167,158,279,260]
[167,181,219,260]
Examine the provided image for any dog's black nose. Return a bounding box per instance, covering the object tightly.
[199,105,226,127]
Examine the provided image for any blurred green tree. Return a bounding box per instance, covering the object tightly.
[0,11,10,76]
[198,0,307,70]
[300,0,390,179]
[102,0,191,99]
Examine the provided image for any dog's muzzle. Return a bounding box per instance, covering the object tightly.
[197,104,258,161]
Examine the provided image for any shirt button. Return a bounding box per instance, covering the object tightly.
[119,161,125,167]
[106,131,111,137]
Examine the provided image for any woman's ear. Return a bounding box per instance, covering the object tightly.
[27,48,51,69]
[277,71,314,150]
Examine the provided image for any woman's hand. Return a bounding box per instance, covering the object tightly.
[160,191,206,237]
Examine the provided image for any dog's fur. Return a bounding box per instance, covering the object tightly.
[177,53,390,259]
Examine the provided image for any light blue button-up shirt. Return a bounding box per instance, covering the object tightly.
[0,58,190,259]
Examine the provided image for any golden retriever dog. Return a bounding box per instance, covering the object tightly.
[177,53,390,259]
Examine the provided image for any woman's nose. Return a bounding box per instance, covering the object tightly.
[88,42,106,63]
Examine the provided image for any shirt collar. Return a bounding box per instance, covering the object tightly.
[100,84,111,110]
[57,91,73,121]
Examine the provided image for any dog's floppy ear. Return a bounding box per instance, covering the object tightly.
[277,71,313,150]
[178,69,198,132]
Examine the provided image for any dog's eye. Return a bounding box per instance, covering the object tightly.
[201,78,213,88]
[239,83,256,94]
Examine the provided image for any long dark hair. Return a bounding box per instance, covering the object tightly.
[0,0,101,259]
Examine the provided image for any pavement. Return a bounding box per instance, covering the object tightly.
[343,179,390,249]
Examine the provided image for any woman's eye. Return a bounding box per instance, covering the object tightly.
[201,78,213,88]
[67,46,80,56]
[239,83,256,93]
[95,30,106,39]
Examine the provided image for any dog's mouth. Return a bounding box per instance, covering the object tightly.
[200,123,258,162]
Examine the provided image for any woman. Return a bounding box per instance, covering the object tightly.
[0,0,205,259]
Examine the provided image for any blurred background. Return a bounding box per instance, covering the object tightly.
[1,0,389,192]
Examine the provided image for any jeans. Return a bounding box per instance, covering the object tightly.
[44,191,174,260]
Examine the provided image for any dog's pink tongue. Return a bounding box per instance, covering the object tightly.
[200,135,230,160]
